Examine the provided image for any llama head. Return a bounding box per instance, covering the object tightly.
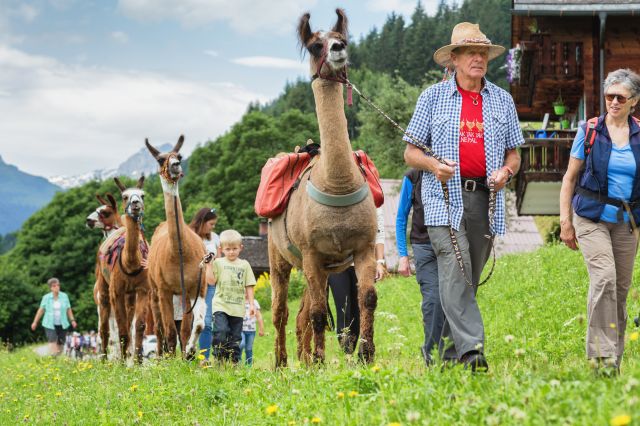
[87,193,119,230]
[145,135,184,184]
[114,176,145,219]
[298,8,348,78]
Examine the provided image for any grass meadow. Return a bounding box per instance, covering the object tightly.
[2,244,640,425]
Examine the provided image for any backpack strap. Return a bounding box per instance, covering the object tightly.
[583,117,599,158]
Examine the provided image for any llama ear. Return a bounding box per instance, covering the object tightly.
[106,193,117,209]
[113,177,127,193]
[136,174,145,189]
[145,138,160,159]
[96,193,108,206]
[332,8,348,39]
[172,135,184,153]
[298,12,312,47]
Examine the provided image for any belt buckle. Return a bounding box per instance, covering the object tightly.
[464,179,477,192]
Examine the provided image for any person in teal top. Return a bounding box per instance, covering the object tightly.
[31,278,77,356]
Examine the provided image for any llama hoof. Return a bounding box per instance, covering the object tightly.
[358,346,375,364]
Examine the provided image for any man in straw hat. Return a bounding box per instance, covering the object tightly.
[403,22,524,372]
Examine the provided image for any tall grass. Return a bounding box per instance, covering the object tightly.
[1,244,639,425]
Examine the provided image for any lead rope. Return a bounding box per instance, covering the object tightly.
[347,80,497,287]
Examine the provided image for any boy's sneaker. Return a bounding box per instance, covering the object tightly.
[420,346,434,367]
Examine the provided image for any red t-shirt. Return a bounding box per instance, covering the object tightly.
[458,86,486,178]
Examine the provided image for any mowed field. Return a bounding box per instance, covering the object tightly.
[1,244,640,425]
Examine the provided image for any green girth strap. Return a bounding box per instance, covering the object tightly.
[306,181,369,207]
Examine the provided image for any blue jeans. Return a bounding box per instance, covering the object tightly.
[212,311,243,363]
[413,242,443,361]
[198,284,216,359]
[240,331,256,366]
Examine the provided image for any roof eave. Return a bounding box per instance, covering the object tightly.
[512,4,640,15]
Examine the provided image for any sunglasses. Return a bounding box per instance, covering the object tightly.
[605,93,631,104]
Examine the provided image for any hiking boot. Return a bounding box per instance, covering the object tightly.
[461,351,489,373]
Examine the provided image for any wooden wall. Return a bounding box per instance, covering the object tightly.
[511,15,596,121]
[512,14,640,121]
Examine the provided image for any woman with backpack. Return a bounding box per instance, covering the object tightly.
[560,68,640,375]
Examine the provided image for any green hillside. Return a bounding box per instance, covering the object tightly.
[2,245,639,424]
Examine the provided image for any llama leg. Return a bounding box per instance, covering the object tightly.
[185,297,205,359]
[158,289,178,355]
[269,239,292,368]
[181,310,193,356]
[149,285,165,357]
[295,288,313,365]
[302,257,329,364]
[125,292,136,358]
[111,287,130,360]
[354,249,377,364]
[133,288,148,364]
[97,277,111,360]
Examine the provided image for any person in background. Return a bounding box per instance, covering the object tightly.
[189,207,220,362]
[396,168,443,366]
[328,207,386,354]
[239,297,265,366]
[560,68,640,375]
[31,278,77,356]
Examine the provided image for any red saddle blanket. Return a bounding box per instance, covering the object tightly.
[254,150,384,218]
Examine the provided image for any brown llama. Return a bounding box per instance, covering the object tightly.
[96,177,150,362]
[145,136,207,358]
[268,9,378,367]
[87,193,123,357]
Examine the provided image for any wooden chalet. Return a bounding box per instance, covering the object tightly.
[510,0,640,214]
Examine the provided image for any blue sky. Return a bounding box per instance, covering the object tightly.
[0,0,444,177]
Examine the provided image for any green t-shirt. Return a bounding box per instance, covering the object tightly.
[211,257,256,317]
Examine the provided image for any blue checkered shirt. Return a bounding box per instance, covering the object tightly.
[403,74,524,235]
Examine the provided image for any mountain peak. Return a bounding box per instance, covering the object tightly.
[49,143,174,189]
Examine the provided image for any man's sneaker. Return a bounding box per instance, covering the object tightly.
[461,351,489,373]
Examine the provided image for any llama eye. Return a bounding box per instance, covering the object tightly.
[309,42,323,56]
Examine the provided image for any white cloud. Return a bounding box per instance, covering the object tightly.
[110,30,129,43]
[0,45,269,177]
[117,0,318,34]
[232,56,306,71]
[203,50,218,58]
[367,0,442,17]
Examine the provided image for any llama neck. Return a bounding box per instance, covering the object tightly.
[123,214,142,267]
[312,78,362,192]
[161,176,186,250]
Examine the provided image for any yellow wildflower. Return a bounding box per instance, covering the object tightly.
[266,405,278,415]
[138,411,143,418]
[349,390,359,397]
[629,332,639,342]
[388,423,402,426]
[129,384,139,392]
[610,414,631,426]
[371,365,381,373]
[55,392,62,397]
[197,354,205,361]
[337,392,345,399]
[311,418,321,423]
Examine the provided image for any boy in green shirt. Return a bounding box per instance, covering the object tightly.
[211,229,256,363]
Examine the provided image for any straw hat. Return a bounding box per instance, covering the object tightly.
[433,22,505,67]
